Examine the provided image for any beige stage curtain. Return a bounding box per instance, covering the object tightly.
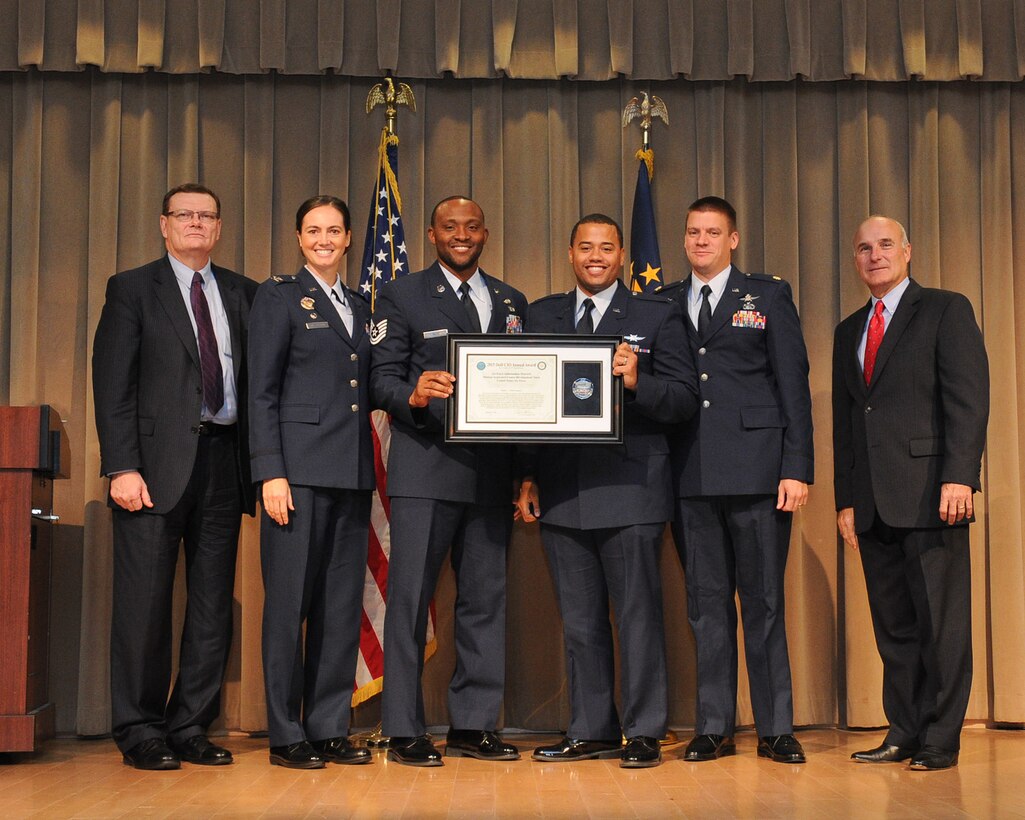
[3,0,1025,81]
[2,69,1024,738]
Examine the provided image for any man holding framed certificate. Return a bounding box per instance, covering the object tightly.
[516,213,698,768]
[369,196,528,766]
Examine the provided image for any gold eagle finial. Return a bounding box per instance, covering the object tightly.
[366,77,416,134]
[622,92,669,151]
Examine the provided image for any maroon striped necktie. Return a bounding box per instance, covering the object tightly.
[191,271,224,414]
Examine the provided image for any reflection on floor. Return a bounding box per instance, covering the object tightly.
[1,727,1022,818]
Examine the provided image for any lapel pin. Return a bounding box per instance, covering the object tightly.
[300,296,315,310]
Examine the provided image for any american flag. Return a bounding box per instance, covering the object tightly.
[352,128,436,708]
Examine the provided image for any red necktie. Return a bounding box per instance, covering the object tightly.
[191,272,225,414]
[863,300,885,385]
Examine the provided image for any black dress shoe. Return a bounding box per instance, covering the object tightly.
[122,738,181,770]
[621,736,661,768]
[445,729,520,760]
[269,741,325,769]
[684,734,735,761]
[909,745,958,770]
[531,736,621,762]
[757,734,806,764]
[168,734,232,766]
[851,743,917,763]
[311,736,372,765]
[387,735,443,767]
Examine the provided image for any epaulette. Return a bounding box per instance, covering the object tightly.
[654,279,685,294]
[631,290,675,304]
[269,274,298,284]
[743,272,785,283]
[533,291,572,304]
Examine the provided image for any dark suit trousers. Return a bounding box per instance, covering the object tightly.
[858,517,972,752]
[672,495,795,737]
[540,522,668,740]
[260,485,371,747]
[381,498,511,738]
[110,434,242,753]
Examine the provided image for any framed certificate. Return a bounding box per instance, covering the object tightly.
[445,333,624,443]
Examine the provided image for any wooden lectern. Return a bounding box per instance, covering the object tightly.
[0,405,68,753]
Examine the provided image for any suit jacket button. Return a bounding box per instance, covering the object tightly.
[350,353,358,361]
[351,404,359,412]
[195,387,202,394]
[350,379,358,388]
[698,347,707,355]
[700,373,708,381]
[702,400,711,408]
[865,405,872,414]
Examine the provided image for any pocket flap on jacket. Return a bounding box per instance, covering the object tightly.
[909,437,942,457]
[740,405,784,429]
[280,404,320,424]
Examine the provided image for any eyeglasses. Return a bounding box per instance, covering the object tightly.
[165,210,220,224]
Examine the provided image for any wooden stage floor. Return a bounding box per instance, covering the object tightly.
[1,727,1023,818]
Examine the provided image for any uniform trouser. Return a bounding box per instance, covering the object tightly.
[260,485,371,747]
[540,521,669,740]
[111,433,242,753]
[672,494,795,738]
[858,516,972,752]
[381,497,511,738]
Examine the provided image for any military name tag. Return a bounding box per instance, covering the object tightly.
[305,321,330,330]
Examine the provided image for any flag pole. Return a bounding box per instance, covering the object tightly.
[623,93,677,746]
[351,76,417,750]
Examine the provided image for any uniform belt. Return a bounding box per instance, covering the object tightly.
[194,422,237,437]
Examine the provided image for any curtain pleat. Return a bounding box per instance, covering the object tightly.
[3,69,1024,737]
[5,0,1023,79]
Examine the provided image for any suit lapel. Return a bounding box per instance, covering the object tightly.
[868,279,921,390]
[298,267,354,347]
[153,257,201,369]
[594,281,630,334]
[426,263,477,333]
[557,290,579,332]
[213,264,244,380]
[701,267,746,343]
[845,300,872,396]
[347,285,369,347]
[482,272,517,333]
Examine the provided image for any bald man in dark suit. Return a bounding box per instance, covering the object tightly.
[93,183,256,770]
[833,215,988,771]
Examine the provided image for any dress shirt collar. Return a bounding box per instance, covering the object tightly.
[689,264,732,307]
[576,282,618,326]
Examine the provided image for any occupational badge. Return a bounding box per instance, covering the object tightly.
[300,296,316,310]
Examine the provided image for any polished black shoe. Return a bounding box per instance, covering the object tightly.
[757,734,806,764]
[909,745,958,770]
[684,734,735,762]
[851,743,917,764]
[269,740,325,769]
[531,736,621,762]
[122,738,181,770]
[621,736,661,768]
[445,729,520,760]
[168,734,232,766]
[387,735,444,767]
[311,736,372,765]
